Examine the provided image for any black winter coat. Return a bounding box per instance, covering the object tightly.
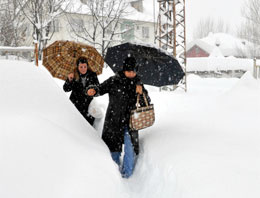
[63,70,99,125]
[97,71,150,154]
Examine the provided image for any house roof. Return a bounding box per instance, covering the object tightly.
[187,39,214,54]
[62,0,155,23]
[187,33,251,57]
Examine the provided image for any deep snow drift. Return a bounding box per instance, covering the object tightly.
[1,60,260,198]
[0,60,122,198]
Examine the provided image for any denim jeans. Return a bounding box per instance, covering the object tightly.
[111,126,135,178]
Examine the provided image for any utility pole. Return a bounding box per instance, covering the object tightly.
[157,0,187,91]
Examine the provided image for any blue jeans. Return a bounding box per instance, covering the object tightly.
[111,127,135,178]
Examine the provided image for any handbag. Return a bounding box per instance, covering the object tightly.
[129,93,155,130]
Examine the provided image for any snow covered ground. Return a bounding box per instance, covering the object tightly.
[1,60,260,198]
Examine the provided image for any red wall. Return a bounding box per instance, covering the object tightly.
[186,45,209,58]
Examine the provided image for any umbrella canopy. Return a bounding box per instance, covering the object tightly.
[105,42,185,87]
[43,41,104,80]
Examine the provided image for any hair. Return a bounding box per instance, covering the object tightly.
[73,57,92,81]
[76,57,89,67]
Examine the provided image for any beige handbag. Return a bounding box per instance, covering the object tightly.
[129,93,155,130]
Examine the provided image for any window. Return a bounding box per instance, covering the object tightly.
[22,23,31,37]
[70,18,84,33]
[121,22,135,41]
[125,24,133,31]
[107,24,113,34]
[142,27,149,39]
[50,19,60,33]
[195,47,199,55]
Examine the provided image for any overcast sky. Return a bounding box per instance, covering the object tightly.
[185,0,246,41]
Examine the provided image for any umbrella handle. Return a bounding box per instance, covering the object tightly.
[73,49,77,58]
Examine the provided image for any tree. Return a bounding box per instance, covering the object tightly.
[0,0,26,46]
[237,0,260,58]
[66,0,130,57]
[17,0,69,59]
[193,17,230,40]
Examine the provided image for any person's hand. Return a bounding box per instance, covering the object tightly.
[136,85,143,94]
[87,88,96,96]
[68,73,74,81]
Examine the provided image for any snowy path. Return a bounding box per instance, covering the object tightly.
[1,60,260,198]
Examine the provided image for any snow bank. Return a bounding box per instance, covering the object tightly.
[0,60,122,198]
[220,71,260,112]
[137,73,260,198]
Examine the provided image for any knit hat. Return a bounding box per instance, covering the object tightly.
[123,57,138,72]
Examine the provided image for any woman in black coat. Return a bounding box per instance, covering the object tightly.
[87,57,150,178]
[63,57,100,126]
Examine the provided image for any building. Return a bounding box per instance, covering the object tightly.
[22,0,158,51]
[187,33,250,58]
[186,33,255,78]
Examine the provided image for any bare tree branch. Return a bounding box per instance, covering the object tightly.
[66,0,131,57]
[193,17,230,40]
[237,0,260,58]
[16,0,69,59]
[0,0,26,46]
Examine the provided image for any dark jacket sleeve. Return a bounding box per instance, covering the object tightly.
[85,73,100,95]
[92,73,100,85]
[63,79,75,92]
[88,72,100,86]
[96,77,114,96]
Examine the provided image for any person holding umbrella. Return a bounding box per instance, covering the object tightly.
[63,57,100,126]
[87,56,151,178]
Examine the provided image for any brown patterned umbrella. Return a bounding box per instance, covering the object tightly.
[43,40,104,80]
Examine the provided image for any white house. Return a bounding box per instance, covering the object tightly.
[22,0,158,52]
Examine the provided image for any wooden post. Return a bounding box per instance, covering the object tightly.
[35,43,39,66]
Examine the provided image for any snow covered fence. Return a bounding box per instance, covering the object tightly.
[0,46,34,62]
[253,58,260,79]
[187,57,255,78]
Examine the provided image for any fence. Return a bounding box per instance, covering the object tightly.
[0,46,34,62]
[187,57,254,78]
[253,58,260,79]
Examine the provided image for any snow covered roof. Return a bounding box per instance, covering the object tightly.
[187,39,215,55]
[187,33,251,57]
[62,0,155,23]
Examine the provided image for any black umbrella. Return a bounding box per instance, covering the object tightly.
[105,42,185,87]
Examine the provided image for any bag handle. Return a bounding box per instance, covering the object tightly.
[136,93,149,108]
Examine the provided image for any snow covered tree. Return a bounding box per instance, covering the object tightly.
[17,0,69,59]
[237,0,260,58]
[0,0,26,46]
[193,17,230,39]
[66,0,129,57]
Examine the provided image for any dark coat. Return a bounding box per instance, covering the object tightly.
[63,70,99,125]
[97,71,150,154]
